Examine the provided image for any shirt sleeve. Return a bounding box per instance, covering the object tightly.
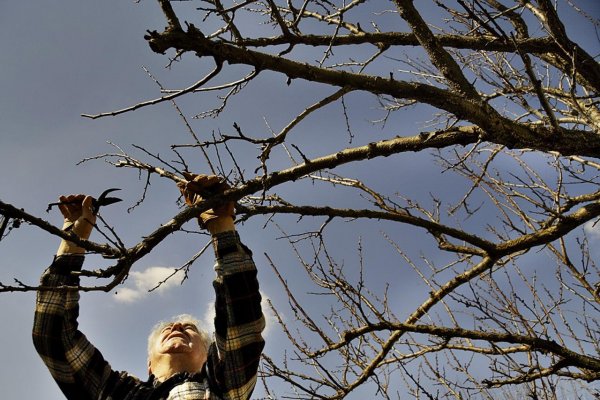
[205,231,266,400]
[32,255,141,400]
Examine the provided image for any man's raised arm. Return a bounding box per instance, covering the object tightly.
[32,194,140,399]
[179,174,266,400]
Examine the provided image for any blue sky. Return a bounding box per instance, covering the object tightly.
[1,1,599,399]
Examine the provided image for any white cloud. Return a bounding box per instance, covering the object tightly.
[201,291,276,339]
[584,219,600,240]
[114,266,186,303]
[259,291,276,338]
[114,268,276,340]
[113,287,143,303]
[202,303,216,336]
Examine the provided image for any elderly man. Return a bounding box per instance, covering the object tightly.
[33,174,265,400]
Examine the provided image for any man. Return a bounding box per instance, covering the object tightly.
[33,174,265,400]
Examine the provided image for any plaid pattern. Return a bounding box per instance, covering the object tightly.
[33,231,265,400]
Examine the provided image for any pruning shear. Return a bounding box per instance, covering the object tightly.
[46,188,123,215]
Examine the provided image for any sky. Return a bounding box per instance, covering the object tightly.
[1,1,599,399]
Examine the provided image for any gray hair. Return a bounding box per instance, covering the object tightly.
[147,314,211,358]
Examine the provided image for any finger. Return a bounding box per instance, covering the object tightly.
[67,194,86,212]
[193,175,222,191]
[216,180,230,191]
[177,182,187,197]
[204,175,221,186]
[184,192,196,206]
[182,171,196,181]
[183,173,221,187]
[81,196,95,219]
[192,174,209,184]
[180,187,197,206]
[57,195,71,218]
[58,194,84,219]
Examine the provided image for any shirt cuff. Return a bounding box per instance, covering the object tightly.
[211,230,252,259]
[48,254,85,275]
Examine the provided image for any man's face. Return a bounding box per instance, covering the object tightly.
[148,321,207,375]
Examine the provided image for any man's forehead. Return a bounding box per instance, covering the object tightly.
[164,320,198,328]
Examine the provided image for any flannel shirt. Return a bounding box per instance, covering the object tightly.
[33,231,265,400]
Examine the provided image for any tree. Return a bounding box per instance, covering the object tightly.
[1,0,599,398]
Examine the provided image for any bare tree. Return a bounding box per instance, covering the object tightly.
[1,0,599,398]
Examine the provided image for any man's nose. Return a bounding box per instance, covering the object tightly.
[171,322,184,331]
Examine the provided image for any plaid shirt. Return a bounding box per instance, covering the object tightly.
[33,231,265,400]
